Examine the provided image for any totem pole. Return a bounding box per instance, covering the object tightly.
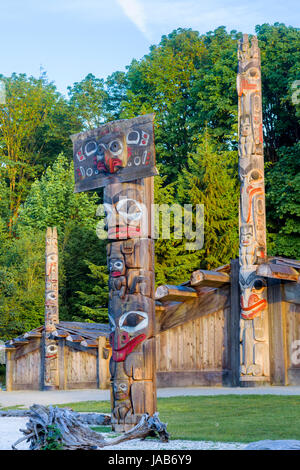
[237,34,270,384]
[72,114,158,431]
[42,227,59,390]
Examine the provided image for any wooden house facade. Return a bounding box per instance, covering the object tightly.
[4,256,300,391]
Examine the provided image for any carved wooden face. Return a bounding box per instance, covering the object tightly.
[78,132,126,175]
[240,269,267,320]
[109,295,153,362]
[104,186,146,239]
[240,116,251,137]
[73,114,157,192]
[240,224,254,247]
[113,379,130,401]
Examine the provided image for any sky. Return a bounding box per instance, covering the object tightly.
[0,0,299,96]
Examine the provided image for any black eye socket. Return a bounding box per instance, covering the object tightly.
[123,313,144,327]
[253,280,264,290]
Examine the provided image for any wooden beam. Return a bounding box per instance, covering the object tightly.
[190,269,230,288]
[66,335,84,343]
[156,286,230,333]
[24,332,42,339]
[81,339,98,348]
[257,263,299,282]
[155,285,197,302]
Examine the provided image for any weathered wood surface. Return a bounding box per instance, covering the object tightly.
[237,35,270,384]
[156,305,231,387]
[155,285,198,302]
[283,283,300,304]
[72,114,158,193]
[66,346,97,388]
[12,405,168,450]
[105,175,156,431]
[268,279,288,385]
[285,301,300,385]
[257,263,299,282]
[155,286,230,333]
[190,270,230,288]
[0,409,111,426]
[229,258,241,386]
[43,227,59,390]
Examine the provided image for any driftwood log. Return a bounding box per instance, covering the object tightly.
[12,405,169,450]
[0,409,111,426]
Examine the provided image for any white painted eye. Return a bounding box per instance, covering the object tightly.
[84,140,98,157]
[119,310,148,333]
[116,198,143,222]
[109,139,123,156]
[114,261,123,270]
[47,344,57,354]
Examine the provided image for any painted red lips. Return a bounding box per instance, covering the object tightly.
[110,333,146,362]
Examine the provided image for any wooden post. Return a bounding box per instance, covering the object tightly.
[237,34,270,385]
[42,227,59,390]
[5,349,14,392]
[58,338,67,390]
[98,336,109,390]
[229,259,241,386]
[71,115,158,432]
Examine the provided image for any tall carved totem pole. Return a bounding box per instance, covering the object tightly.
[72,114,158,431]
[42,227,59,390]
[237,34,270,385]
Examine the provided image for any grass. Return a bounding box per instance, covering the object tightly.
[55,395,300,443]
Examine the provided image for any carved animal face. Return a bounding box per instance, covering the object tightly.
[240,116,251,136]
[109,296,152,362]
[104,186,147,239]
[240,224,254,247]
[109,258,125,277]
[240,269,267,320]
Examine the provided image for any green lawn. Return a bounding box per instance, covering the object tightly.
[55,395,300,443]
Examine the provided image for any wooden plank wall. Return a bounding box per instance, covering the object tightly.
[156,307,231,387]
[65,345,98,389]
[284,283,300,385]
[11,339,41,390]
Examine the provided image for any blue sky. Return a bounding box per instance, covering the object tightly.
[0,0,299,96]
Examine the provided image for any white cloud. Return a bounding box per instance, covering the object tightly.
[116,0,151,40]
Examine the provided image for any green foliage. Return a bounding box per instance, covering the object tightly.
[40,425,63,450]
[266,143,300,258]
[75,261,109,323]
[0,228,45,340]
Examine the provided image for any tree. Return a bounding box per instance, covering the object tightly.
[0,73,80,237]
[266,143,300,258]
[68,73,109,130]
[177,131,239,269]
[18,153,108,323]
